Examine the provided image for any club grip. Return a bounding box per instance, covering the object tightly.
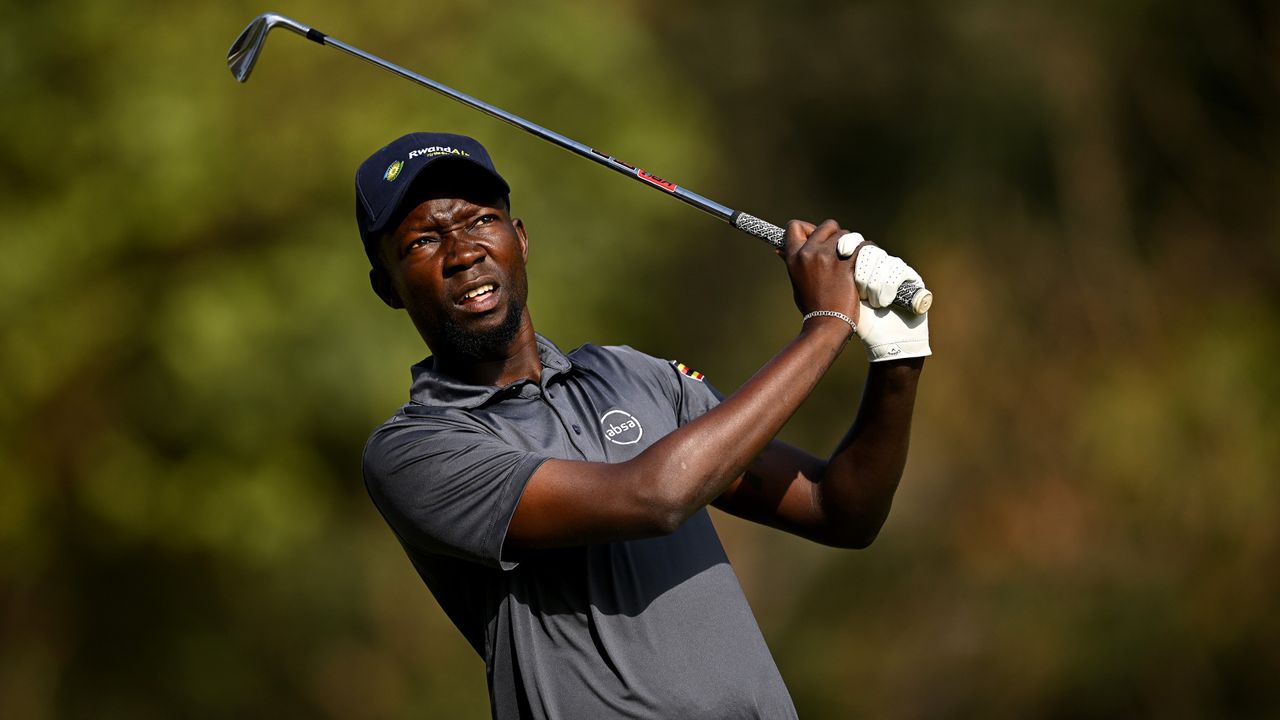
[730,212,932,316]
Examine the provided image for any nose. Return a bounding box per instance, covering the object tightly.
[442,230,485,276]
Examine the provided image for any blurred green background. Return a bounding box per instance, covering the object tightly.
[3,0,1278,717]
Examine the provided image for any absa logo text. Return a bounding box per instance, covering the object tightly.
[600,410,643,445]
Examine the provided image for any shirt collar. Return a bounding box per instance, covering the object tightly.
[408,334,574,409]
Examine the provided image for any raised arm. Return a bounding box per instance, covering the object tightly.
[712,236,932,547]
[712,358,923,549]
[506,219,865,551]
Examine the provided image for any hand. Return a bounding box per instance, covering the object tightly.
[852,243,925,309]
[855,301,931,361]
[781,219,861,328]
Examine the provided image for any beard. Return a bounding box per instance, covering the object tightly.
[437,292,525,361]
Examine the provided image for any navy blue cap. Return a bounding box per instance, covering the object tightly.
[355,132,510,258]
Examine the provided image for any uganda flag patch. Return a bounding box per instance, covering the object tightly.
[672,361,705,382]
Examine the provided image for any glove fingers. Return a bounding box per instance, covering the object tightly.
[871,256,909,308]
[854,246,887,302]
[855,246,929,311]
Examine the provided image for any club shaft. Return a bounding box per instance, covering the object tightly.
[261,18,929,314]
[318,34,737,223]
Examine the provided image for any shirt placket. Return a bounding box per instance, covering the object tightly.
[536,374,600,462]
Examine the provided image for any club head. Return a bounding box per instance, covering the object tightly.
[227,13,310,82]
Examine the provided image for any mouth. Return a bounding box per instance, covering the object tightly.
[455,281,501,313]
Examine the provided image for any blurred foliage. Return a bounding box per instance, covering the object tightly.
[2,0,1277,717]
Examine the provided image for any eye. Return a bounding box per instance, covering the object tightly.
[473,214,499,229]
[405,234,439,254]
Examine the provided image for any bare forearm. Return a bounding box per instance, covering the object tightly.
[817,358,924,546]
[630,319,854,530]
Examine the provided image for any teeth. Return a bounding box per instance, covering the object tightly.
[463,284,494,300]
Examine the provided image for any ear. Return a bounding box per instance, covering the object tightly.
[513,217,528,262]
[369,267,404,309]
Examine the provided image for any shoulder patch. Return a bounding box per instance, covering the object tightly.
[671,360,705,382]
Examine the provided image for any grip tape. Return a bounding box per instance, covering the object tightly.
[730,211,785,250]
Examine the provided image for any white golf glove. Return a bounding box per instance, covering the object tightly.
[850,241,925,309]
[855,301,930,361]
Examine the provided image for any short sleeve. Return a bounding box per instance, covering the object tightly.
[609,346,725,427]
[362,415,547,570]
[670,364,725,427]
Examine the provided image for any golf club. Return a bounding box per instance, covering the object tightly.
[227,12,932,315]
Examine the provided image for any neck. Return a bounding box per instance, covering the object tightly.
[431,315,542,387]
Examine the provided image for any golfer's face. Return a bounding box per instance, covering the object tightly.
[382,191,528,350]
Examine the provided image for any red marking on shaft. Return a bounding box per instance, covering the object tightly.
[637,169,677,192]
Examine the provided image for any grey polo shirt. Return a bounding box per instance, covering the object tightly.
[363,335,797,719]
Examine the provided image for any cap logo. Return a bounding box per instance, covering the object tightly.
[408,145,471,160]
[384,160,404,182]
[600,409,643,446]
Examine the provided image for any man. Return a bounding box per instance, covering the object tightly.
[358,131,929,718]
